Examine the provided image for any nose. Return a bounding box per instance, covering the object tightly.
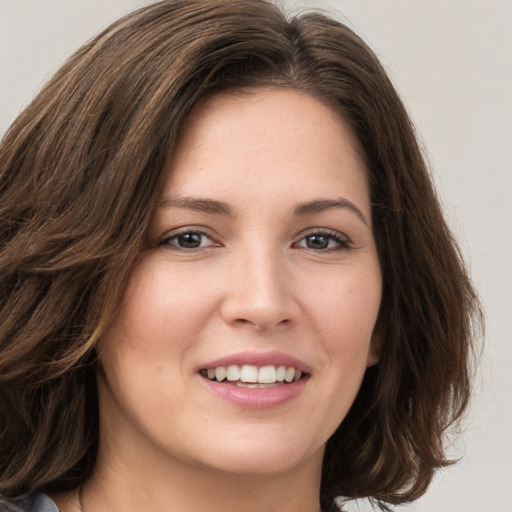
[220,249,300,331]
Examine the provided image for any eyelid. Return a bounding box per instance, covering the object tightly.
[293,227,352,250]
[157,226,351,252]
[158,226,220,250]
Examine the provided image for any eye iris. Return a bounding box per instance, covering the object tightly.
[177,233,202,248]
[306,235,329,249]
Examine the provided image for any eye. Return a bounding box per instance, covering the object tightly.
[294,230,350,251]
[160,230,217,250]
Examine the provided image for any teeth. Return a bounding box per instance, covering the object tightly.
[215,367,226,382]
[226,365,240,381]
[258,365,277,383]
[236,382,279,389]
[284,367,295,383]
[202,364,303,384]
[240,365,258,383]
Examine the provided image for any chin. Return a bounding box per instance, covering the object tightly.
[188,430,325,477]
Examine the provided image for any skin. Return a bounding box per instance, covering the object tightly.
[53,88,382,512]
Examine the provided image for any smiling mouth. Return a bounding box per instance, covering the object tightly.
[200,364,305,388]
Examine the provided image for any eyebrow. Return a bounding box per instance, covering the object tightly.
[157,195,233,215]
[294,198,369,226]
[157,195,368,226]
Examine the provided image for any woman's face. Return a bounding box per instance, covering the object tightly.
[97,89,382,478]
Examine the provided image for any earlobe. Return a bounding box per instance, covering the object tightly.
[366,347,380,367]
[366,317,383,367]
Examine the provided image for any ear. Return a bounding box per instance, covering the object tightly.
[366,316,383,367]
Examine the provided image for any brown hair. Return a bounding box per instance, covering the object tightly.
[0,1,481,510]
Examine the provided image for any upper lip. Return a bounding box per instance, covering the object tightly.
[199,351,311,374]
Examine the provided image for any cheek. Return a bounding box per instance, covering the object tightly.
[305,267,381,335]
[295,266,381,444]
[108,260,219,355]
[96,258,228,409]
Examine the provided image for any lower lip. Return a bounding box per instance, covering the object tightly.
[199,376,309,409]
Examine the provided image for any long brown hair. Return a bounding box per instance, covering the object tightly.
[0,1,481,510]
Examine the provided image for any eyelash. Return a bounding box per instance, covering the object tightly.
[159,228,351,252]
[159,228,216,251]
[294,229,351,252]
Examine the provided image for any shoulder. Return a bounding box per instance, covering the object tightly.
[0,493,60,512]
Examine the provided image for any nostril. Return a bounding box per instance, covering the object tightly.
[233,317,292,328]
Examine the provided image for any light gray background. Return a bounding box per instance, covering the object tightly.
[1,1,511,510]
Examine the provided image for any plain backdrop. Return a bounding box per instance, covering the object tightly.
[1,1,511,511]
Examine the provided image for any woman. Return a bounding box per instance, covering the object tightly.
[0,1,481,511]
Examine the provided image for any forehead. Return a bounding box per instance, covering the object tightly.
[164,88,370,218]
[174,88,364,164]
